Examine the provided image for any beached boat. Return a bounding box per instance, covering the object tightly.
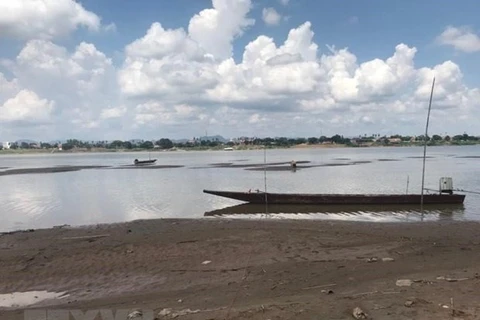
[203,189,465,205]
[134,159,157,165]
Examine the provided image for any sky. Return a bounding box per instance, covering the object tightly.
[1,0,480,141]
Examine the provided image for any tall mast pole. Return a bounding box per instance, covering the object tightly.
[420,77,436,215]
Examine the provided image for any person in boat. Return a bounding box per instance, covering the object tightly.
[134,159,139,164]
[290,160,297,169]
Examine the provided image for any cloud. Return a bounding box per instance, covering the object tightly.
[133,102,205,127]
[188,0,255,59]
[104,23,117,33]
[0,0,102,40]
[0,73,20,99]
[1,39,118,137]
[1,0,480,140]
[118,14,479,137]
[0,90,54,123]
[262,8,282,26]
[279,0,289,5]
[100,106,127,119]
[437,26,480,53]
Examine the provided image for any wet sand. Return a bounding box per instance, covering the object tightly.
[0,165,186,176]
[0,166,109,176]
[243,162,373,171]
[1,219,480,319]
[112,165,185,169]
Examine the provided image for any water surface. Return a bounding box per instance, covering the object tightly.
[0,146,479,231]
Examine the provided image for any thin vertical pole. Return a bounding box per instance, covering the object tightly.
[406,175,409,194]
[420,77,436,215]
[264,145,268,214]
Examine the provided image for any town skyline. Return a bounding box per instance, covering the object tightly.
[2,132,479,151]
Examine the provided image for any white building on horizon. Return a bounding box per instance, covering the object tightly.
[2,142,11,149]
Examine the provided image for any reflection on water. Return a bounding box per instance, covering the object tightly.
[0,146,479,231]
[204,203,466,222]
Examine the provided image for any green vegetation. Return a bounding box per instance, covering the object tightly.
[1,133,479,153]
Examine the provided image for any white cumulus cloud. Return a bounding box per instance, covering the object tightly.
[262,8,282,26]
[0,0,102,40]
[1,0,480,140]
[437,26,480,53]
[0,90,54,123]
[188,0,255,59]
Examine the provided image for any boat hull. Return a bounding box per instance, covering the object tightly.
[203,190,465,205]
[134,159,157,165]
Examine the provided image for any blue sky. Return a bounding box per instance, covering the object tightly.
[0,0,480,140]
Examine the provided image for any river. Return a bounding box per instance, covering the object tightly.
[0,145,479,231]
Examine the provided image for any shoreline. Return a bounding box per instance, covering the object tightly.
[1,218,480,319]
[1,142,478,155]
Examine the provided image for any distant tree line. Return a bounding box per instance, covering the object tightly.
[3,133,479,151]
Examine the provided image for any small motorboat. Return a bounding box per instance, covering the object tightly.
[134,158,157,165]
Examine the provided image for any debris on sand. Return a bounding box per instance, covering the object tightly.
[404,300,415,307]
[352,307,368,319]
[436,276,469,282]
[158,308,201,318]
[396,279,413,287]
[158,308,172,317]
[61,234,110,241]
[366,257,378,263]
[382,257,395,262]
[201,260,211,265]
[127,310,143,319]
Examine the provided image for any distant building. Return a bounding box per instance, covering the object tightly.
[2,142,11,149]
[58,144,63,151]
[388,138,402,144]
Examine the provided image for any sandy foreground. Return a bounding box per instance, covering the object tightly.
[1,219,480,319]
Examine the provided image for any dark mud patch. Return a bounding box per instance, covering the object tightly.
[406,156,435,159]
[0,167,9,169]
[207,160,311,168]
[245,162,356,171]
[245,165,311,171]
[349,161,372,165]
[231,159,249,162]
[456,155,480,159]
[377,159,400,162]
[317,163,352,167]
[209,162,233,166]
[0,165,109,176]
[112,165,184,169]
[191,161,311,170]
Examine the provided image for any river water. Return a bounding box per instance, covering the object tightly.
[0,146,479,231]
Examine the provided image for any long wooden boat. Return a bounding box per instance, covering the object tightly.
[203,189,465,205]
